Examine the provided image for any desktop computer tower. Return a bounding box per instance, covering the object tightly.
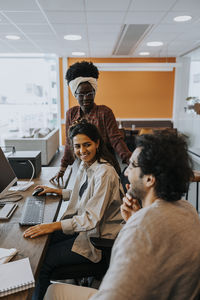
[8,151,41,179]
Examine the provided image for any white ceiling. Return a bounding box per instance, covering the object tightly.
[0,0,200,57]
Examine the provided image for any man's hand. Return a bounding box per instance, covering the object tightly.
[120,185,141,222]
[49,169,65,186]
[23,222,61,238]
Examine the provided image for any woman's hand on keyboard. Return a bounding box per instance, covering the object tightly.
[23,222,62,238]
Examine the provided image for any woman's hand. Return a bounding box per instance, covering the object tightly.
[120,185,141,222]
[34,185,62,196]
[49,169,65,186]
[23,222,61,238]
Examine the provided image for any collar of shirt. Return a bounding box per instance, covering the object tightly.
[79,158,108,174]
[75,103,97,119]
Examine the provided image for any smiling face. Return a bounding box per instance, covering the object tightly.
[73,134,99,166]
[75,82,95,114]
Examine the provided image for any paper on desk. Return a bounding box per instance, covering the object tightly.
[9,181,34,191]
[0,248,18,264]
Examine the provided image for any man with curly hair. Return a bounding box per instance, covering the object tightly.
[50,61,131,184]
[45,131,200,300]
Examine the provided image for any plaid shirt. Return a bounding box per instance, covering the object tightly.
[61,103,131,168]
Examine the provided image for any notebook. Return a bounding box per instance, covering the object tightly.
[0,257,35,297]
[0,248,18,264]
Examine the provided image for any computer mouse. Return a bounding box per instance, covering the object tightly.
[32,187,44,197]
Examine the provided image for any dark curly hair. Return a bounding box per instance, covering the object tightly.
[68,119,121,175]
[135,130,193,202]
[65,61,99,85]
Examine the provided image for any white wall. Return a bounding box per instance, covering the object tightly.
[173,57,200,150]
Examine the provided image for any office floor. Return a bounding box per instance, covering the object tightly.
[47,146,64,167]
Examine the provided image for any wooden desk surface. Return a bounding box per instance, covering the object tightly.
[0,167,62,300]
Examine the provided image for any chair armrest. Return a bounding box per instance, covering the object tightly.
[90,237,114,250]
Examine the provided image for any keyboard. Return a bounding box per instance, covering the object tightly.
[19,196,45,226]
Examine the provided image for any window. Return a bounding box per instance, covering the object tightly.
[0,55,59,145]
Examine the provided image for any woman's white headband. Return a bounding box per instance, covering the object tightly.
[69,77,98,97]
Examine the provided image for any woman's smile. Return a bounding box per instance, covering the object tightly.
[73,134,99,166]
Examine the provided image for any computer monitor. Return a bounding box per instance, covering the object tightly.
[0,147,17,198]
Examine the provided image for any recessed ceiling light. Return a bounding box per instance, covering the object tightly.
[139,52,150,56]
[174,15,192,22]
[6,35,20,40]
[64,35,82,41]
[72,51,85,56]
[147,41,163,47]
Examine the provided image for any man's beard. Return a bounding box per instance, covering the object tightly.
[127,184,145,207]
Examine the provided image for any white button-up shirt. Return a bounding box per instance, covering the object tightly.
[61,159,123,262]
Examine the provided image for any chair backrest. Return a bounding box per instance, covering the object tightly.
[138,128,154,135]
[50,237,114,282]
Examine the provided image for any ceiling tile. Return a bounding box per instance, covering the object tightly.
[46,11,85,24]
[0,13,10,23]
[152,23,193,33]
[86,11,125,24]
[172,0,200,11]
[38,0,84,11]
[0,0,39,11]
[86,0,130,11]
[0,24,21,34]
[17,24,54,34]
[125,11,166,24]
[129,0,177,11]
[87,24,122,34]
[5,11,47,24]
[53,24,87,35]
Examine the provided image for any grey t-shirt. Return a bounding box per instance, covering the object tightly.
[91,199,200,300]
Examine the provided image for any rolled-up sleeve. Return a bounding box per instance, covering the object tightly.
[62,189,72,201]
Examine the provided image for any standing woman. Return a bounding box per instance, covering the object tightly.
[24,120,123,300]
[50,61,131,184]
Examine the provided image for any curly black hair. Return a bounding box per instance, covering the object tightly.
[135,130,193,202]
[68,119,121,175]
[65,61,99,85]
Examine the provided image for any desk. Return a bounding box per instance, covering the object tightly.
[0,167,62,300]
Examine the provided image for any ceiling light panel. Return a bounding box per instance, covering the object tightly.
[174,15,192,22]
[161,11,198,24]
[139,51,150,56]
[72,51,85,56]
[6,35,20,40]
[147,41,163,46]
[64,35,82,40]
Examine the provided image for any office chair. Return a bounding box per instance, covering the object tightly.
[50,237,114,287]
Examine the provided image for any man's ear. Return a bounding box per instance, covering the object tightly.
[144,174,155,187]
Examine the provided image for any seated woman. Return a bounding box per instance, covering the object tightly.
[23,119,123,300]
